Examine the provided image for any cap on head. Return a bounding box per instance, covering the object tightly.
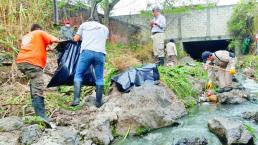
[201,51,212,62]
[152,6,161,12]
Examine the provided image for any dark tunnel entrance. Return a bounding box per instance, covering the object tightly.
[183,39,231,61]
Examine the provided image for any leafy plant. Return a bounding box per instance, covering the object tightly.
[159,66,201,108]
[244,124,257,141]
[104,64,118,94]
[135,126,151,136]
[24,116,46,129]
[227,0,258,54]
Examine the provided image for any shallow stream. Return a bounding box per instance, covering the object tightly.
[112,76,258,145]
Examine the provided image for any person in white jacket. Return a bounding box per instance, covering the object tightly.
[166,39,177,66]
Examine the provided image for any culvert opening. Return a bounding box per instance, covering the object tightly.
[183,39,231,61]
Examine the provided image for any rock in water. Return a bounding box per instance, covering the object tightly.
[216,89,249,104]
[0,116,23,132]
[242,111,258,123]
[208,117,254,145]
[174,136,208,145]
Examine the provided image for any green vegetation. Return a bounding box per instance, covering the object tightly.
[159,62,207,108]
[244,124,257,141]
[104,64,118,94]
[175,43,187,59]
[237,55,258,78]
[23,116,47,129]
[140,3,216,17]
[0,0,54,52]
[135,126,151,136]
[228,0,258,54]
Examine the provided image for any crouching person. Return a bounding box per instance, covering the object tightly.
[71,17,109,108]
[16,24,60,126]
[201,50,237,93]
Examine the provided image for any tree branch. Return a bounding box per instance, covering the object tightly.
[109,0,120,10]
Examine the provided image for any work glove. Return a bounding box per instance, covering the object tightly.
[207,81,212,89]
[229,68,236,75]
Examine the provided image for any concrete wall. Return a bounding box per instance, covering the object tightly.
[113,5,234,43]
[58,8,140,44]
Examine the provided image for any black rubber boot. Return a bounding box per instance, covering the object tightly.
[154,56,159,65]
[95,85,104,108]
[158,57,165,66]
[32,96,53,128]
[71,81,82,106]
[32,96,49,120]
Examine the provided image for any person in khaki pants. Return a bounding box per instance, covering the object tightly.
[202,50,237,93]
[150,7,166,66]
[166,39,177,66]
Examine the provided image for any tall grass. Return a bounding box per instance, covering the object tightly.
[0,0,53,52]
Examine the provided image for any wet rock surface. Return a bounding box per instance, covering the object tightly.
[216,89,249,104]
[174,136,208,145]
[242,111,258,123]
[208,117,254,145]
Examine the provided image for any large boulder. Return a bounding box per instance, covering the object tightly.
[79,112,117,145]
[242,111,258,123]
[107,84,186,135]
[75,84,187,145]
[216,89,249,104]
[0,116,23,132]
[208,117,254,145]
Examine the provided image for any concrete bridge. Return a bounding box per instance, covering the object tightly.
[113,5,234,59]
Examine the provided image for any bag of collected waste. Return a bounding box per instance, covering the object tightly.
[47,40,95,87]
[111,64,160,92]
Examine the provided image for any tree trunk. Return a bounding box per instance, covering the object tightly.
[53,0,59,24]
[103,6,110,26]
[103,0,120,26]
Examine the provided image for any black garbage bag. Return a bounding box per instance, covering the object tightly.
[47,40,96,87]
[111,64,160,92]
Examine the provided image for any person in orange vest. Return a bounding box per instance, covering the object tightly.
[16,24,61,126]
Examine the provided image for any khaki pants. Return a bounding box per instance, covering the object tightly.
[18,63,44,97]
[217,63,234,88]
[152,33,165,57]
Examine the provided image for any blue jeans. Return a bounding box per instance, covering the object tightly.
[74,50,105,86]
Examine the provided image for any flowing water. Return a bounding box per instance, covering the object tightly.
[112,76,258,145]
